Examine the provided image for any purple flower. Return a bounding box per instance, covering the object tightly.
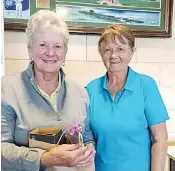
[67,124,82,136]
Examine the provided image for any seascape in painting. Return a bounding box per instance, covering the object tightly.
[56,0,161,8]
[56,5,160,27]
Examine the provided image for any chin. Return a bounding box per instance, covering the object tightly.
[41,67,59,74]
[45,70,58,73]
[109,67,120,73]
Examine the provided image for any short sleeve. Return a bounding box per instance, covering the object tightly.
[144,77,169,126]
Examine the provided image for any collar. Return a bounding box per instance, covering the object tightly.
[25,61,66,94]
[100,67,137,93]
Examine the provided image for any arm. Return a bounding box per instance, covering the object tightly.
[150,122,168,171]
[143,77,169,171]
[1,101,46,171]
[40,143,95,167]
[83,104,96,147]
[1,98,95,170]
[80,87,96,146]
[1,104,94,170]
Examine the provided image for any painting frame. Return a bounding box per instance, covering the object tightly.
[4,0,174,38]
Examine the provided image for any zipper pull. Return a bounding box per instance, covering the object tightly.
[57,112,61,121]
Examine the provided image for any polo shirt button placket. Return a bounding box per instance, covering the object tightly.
[111,102,117,111]
[113,102,118,111]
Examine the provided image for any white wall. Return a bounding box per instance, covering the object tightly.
[4,3,175,171]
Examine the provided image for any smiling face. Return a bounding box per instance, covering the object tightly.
[29,27,66,74]
[100,35,135,74]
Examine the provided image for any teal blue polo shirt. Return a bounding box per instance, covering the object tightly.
[86,67,169,171]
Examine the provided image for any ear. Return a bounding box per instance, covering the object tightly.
[28,44,32,53]
[131,47,136,56]
[129,47,136,62]
[27,45,32,60]
[132,47,136,53]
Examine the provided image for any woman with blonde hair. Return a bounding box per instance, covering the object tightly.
[1,10,95,171]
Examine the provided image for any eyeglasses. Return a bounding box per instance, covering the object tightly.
[104,46,131,56]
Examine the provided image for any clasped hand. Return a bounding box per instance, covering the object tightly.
[41,143,95,167]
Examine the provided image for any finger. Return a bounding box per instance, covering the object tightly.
[76,150,95,165]
[75,160,94,167]
[87,143,93,148]
[72,148,94,164]
[71,146,88,156]
[49,144,79,154]
[75,158,93,167]
[75,162,91,167]
[86,143,94,151]
[62,144,80,151]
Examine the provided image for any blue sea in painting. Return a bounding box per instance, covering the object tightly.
[57,5,160,26]
[4,0,30,19]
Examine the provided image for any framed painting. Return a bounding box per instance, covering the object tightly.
[4,0,174,38]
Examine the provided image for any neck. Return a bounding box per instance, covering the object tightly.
[107,68,128,86]
[107,68,128,99]
[34,68,59,96]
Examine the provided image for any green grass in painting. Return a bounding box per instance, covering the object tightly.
[57,0,159,8]
[120,0,159,8]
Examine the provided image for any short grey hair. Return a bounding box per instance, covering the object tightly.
[26,10,69,55]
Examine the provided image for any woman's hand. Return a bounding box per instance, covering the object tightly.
[40,143,95,167]
[76,143,96,167]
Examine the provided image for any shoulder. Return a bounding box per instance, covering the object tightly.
[130,68,157,87]
[132,70,158,96]
[1,70,31,100]
[129,67,156,84]
[1,73,23,91]
[86,76,104,94]
[1,73,24,106]
[140,74,156,85]
[139,74,157,90]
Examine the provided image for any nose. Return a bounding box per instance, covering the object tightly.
[46,47,55,57]
[111,50,118,57]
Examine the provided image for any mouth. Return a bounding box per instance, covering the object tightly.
[43,60,57,64]
[110,62,120,64]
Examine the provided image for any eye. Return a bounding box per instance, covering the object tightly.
[55,45,62,49]
[40,43,47,48]
[118,48,124,52]
[105,48,110,52]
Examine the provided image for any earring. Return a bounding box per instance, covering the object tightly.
[63,62,65,66]
[29,53,32,60]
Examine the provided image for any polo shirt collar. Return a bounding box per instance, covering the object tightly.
[124,67,137,91]
[100,67,137,93]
